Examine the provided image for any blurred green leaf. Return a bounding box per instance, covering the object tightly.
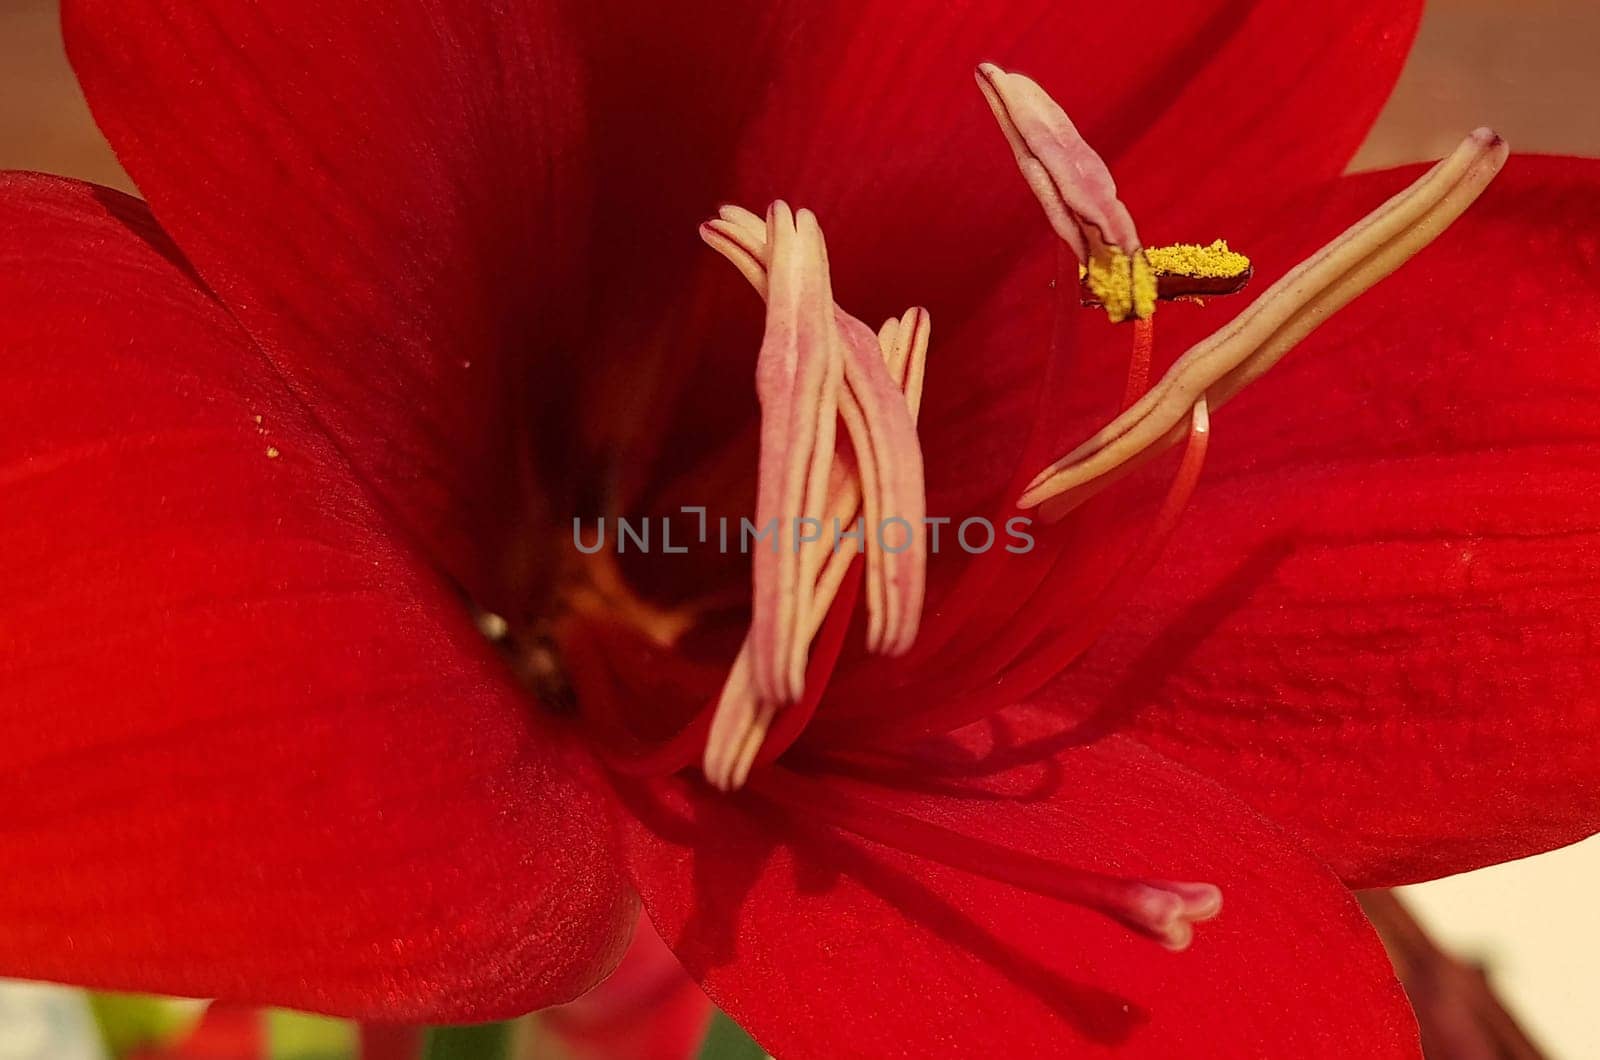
[87,992,202,1059]
[267,1009,356,1060]
[422,1022,513,1060]
[696,1010,766,1060]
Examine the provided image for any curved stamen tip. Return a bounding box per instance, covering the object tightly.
[1129,880,1223,952]
[976,60,1153,323]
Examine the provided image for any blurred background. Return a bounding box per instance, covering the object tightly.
[1,0,1598,1056]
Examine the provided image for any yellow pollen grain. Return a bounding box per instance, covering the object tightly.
[1132,249,1156,319]
[1084,247,1155,324]
[1145,239,1250,280]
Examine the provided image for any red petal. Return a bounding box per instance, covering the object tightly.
[1040,156,1600,886]
[0,176,633,1017]
[61,0,588,605]
[614,722,1418,1058]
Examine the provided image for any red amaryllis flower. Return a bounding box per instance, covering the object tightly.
[3,0,1598,1057]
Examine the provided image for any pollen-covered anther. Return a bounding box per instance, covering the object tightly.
[699,204,930,791]
[1019,126,1509,517]
[977,61,1154,322]
[1081,239,1254,305]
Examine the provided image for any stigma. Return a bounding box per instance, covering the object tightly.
[698,203,931,790]
[979,60,1508,517]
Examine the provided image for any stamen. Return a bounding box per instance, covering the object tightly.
[699,206,930,789]
[746,203,841,707]
[702,641,760,790]
[712,313,928,778]
[1020,127,1508,516]
[814,317,922,659]
[878,307,931,422]
[558,620,711,778]
[756,769,1222,950]
[850,243,1079,678]
[708,560,865,792]
[1122,317,1155,407]
[703,208,929,657]
[977,62,1155,323]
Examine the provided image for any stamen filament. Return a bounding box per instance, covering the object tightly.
[996,396,1210,699]
[705,557,867,791]
[561,622,711,778]
[1122,316,1155,407]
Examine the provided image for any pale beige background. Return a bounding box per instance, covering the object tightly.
[0,0,130,191]
[1355,0,1600,167]
[4,0,1600,183]
[1,0,1598,1056]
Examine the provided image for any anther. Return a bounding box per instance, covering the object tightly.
[1082,239,1254,307]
